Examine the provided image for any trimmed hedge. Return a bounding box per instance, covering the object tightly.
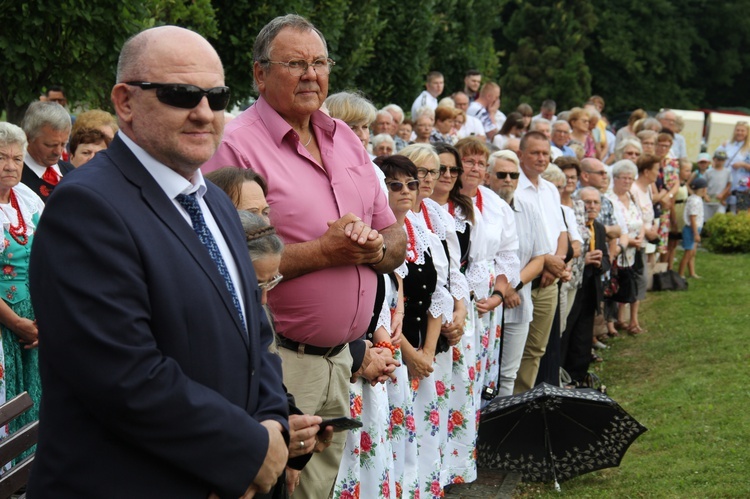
[704,212,750,253]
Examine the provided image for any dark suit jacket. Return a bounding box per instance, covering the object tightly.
[583,219,611,311]
[21,160,74,202]
[27,136,288,498]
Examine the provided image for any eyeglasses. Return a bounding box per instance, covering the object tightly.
[261,58,335,77]
[494,171,520,180]
[125,82,231,111]
[462,159,487,170]
[615,176,634,182]
[565,175,578,182]
[439,165,462,177]
[417,168,440,179]
[258,274,283,292]
[386,179,420,192]
[583,199,601,205]
[553,129,570,135]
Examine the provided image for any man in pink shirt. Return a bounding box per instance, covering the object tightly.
[203,14,406,498]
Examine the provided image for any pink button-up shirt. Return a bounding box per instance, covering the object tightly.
[203,97,395,346]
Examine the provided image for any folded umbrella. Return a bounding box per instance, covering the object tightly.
[477,383,646,489]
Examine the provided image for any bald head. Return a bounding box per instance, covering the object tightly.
[580,158,607,188]
[117,26,223,83]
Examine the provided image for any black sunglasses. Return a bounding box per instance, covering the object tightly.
[495,172,520,180]
[439,165,463,177]
[125,82,231,111]
[385,180,420,192]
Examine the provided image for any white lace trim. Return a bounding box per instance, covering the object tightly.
[494,250,521,287]
[420,198,449,240]
[0,184,45,251]
[394,261,409,279]
[449,268,472,306]
[375,276,396,334]
[429,283,454,323]
[405,210,432,266]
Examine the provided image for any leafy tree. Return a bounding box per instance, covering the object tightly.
[428,0,504,97]
[0,0,216,124]
[585,0,702,113]
[497,0,597,112]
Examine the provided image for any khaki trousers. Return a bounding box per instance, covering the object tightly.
[279,345,352,499]
[514,284,558,394]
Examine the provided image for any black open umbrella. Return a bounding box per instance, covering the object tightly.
[477,383,647,489]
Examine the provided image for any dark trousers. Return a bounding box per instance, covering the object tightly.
[561,277,597,382]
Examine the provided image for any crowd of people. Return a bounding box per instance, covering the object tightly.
[1,12,749,499]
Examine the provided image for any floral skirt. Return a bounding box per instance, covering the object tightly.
[441,311,477,485]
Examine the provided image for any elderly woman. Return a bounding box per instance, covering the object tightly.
[717,120,750,212]
[210,173,333,497]
[637,129,658,156]
[325,91,377,152]
[0,122,45,441]
[204,167,271,221]
[371,133,395,156]
[607,160,646,335]
[69,127,111,167]
[568,107,596,158]
[431,106,459,145]
[609,137,643,165]
[456,137,519,403]
[632,155,660,267]
[550,158,585,331]
[652,132,681,258]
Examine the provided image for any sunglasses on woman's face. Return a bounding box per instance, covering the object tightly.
[439,165,462,177]
[495,171,520,180]
[125,82,231,111]
[385,180,420,192]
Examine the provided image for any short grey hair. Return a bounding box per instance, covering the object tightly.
[0,122,28,154]
[382,104,405,124]
[577,186,601,199]
[238,211,284,261]
[253,14,327,65]
[611,159,638,179]
[22,101,71,141]
[413,106,434,122]
[614,138,643,161]
[371,133,395,150]
[530,117,551,130]
[116,31,150,82]
[488,150,519,172]
[552,120,571,132]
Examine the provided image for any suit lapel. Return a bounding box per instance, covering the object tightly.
[108,137,250,349]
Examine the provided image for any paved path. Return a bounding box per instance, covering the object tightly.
[444,470,521,499]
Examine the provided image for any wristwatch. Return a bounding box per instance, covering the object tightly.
[491,290,504,302]
[515,281,524,292]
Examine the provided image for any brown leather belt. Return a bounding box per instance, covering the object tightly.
[277,335,347,357]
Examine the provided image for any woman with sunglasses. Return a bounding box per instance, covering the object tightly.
[430,143,481,485]
[398,144,462,494]
[455,137,519,410]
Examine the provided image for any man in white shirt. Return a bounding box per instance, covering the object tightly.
[657,109,687,159]
[452,91,486,140]
[410,71,444,119]
[512,132,569,393]
[532,99,557,123]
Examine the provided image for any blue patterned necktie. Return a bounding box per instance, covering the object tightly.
[176,193,246,333]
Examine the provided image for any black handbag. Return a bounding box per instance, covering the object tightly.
[653,270,688,292]
[610,251,638,303]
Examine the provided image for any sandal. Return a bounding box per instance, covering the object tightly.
[627,325,646,335]
[614,321,629,331]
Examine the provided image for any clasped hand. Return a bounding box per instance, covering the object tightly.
[322,213,384,266]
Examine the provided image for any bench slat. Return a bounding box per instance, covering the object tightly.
[0,394,32,429]
[0,421,38,468]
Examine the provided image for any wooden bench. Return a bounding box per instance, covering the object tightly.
[0,393,38,499]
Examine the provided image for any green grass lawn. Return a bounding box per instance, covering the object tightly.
[516,251,750,498]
